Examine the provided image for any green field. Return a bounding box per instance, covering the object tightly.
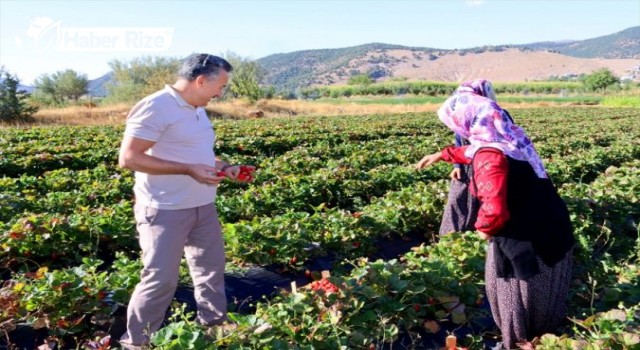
[1,107,639,349]
[317,95,604,105]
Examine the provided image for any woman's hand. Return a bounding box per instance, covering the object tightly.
[449,168,461,180]
[415,151,443,170]
[476,231,491,240]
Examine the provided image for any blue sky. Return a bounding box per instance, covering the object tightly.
[1,0,639,84]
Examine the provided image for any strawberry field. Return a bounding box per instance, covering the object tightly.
[1,107,639,349]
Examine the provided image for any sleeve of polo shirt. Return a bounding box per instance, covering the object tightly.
[123,99,167,142]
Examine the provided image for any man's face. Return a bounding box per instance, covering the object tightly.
[196,70,229,106]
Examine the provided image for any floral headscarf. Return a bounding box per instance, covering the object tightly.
[457,79,497,102]
[438,79,548,178]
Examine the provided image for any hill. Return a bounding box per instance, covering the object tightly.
[514,26,640,59]
[258,26,640,91]
[66,26,640,96]
[87,72,113,97]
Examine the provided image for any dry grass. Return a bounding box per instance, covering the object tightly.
[22,99,446,126]
[209,99,444,119]
[28,103,132,126]
[10,98,596,127]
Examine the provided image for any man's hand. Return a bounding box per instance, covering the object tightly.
[449,168,461,181]
[224,165,256,183]
[188,164,225,185]
[415,151,443,170]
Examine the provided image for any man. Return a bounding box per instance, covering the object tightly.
[118,53,253,347]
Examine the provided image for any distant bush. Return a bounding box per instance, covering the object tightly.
[300,81,585,99]
[348,74,373,86]
[224,52,267,103]
[581,69,620,91]
[368,66,390,80]
[104,56,180,104]
[33,69,88,105]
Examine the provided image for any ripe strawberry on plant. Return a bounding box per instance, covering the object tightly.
[8,231,24,240]
[55,282,72,291]
[309,278,339,294]
[56,319,70,328]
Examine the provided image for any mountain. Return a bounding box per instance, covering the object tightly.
[257,26,640,91]
[18,84,35,94]
[84,27,640,95]
[514,27,640,59]
[257,43,436,92]
[87,72,113,97]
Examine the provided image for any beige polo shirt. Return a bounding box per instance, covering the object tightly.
[124,85,217,210]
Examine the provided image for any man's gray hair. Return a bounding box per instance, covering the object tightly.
[178,53,233,81]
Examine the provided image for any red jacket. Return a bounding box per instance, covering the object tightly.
[441,146,509,236]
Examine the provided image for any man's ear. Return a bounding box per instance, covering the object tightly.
[195,75,205,86]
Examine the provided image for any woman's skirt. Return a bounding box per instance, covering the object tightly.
[439,164,479,235]
[485,241,573,349]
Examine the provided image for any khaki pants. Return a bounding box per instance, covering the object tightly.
[120,202,227,346]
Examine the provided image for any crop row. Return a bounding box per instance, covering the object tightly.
[0,108,639,348]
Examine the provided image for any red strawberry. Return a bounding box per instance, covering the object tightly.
[9,231,24,240]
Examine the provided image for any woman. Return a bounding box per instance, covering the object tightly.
[438,132,478,235]
[416,79,575,349]
[439,80,513,235]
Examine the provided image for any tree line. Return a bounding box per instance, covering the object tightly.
[26,53,267,106]
[1,53,269,123]
[0,58,629,124]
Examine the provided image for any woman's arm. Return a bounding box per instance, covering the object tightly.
[416,146,470,170]
[472,149,510,236]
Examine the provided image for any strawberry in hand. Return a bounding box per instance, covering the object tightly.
[235,165,256,182]
[218,164,256,182]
